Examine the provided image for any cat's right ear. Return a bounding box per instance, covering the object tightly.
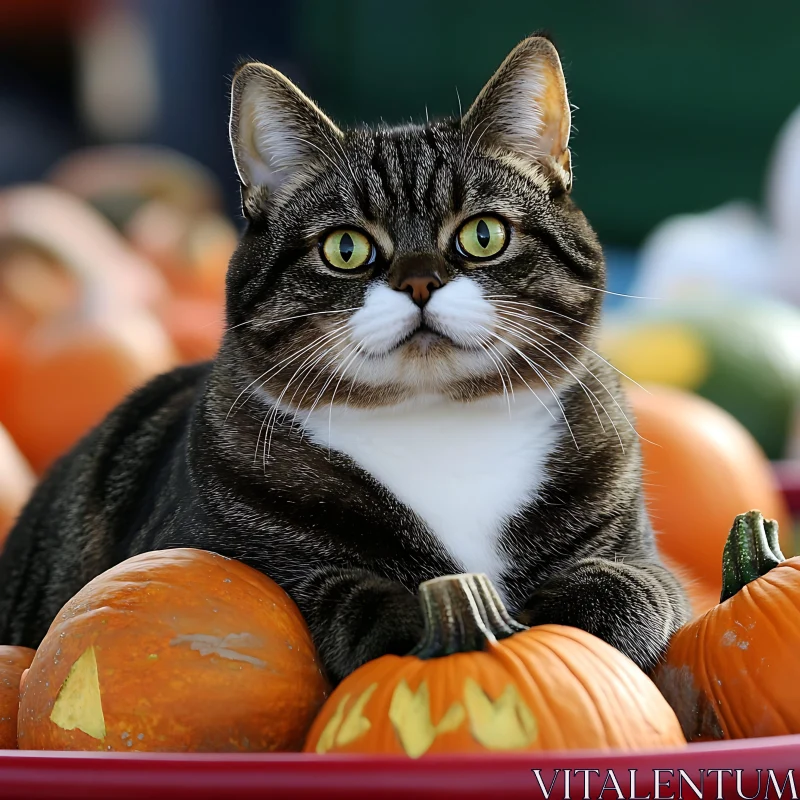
[229,62,343,211]
[463,36,573,192]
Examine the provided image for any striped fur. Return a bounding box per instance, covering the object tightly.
[0,36,688,684]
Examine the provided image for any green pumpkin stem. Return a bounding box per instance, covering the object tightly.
[410,573,528,659]
[720,510,785,603]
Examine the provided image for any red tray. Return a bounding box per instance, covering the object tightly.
[1,736,799,800]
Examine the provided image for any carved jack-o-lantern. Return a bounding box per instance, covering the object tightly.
[17,549,329,752]
[304,574,685,756]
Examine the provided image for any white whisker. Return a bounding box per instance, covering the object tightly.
[486,297,600,329]
[227,307,360,335]
[296,339,364,449]
[461,116,493,166]
[467,116,495,162]
[226,323,349,420]
[494,307,650,395]
[476,325,563,430]
[256,336,341,464]
[318,127,360,188]
[496,311,652,445]
[577,286,660,300]
[325,338,367,453]
[255,328,351,465]
[494,318,624,451]
[474,338,513,416]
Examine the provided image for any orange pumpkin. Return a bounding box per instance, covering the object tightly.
[48,145,223,223]
[654,510,800,741]
[0,240,81,424]
[160,295,224,362]
[0,185,175,473]
[18,549,329,752]
[126,202,234,307]
[4,305,176,473]
[0,185,166,311]
[630,385,791,612]
[0,646,35,749]
[0,423,35,552]
[304,574,685,757]
[125,203,232,361]
[0,241,81,325]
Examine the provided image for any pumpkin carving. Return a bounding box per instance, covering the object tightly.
[304,574,685,756]
[630,385,791,612]
[18,549,329,751]
[0,646,35,748]
[654,510,800,741]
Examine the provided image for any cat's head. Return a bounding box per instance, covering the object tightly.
[224,35,604,410]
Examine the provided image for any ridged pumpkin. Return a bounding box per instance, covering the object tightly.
[304,574,685,757]
[630,385,791,612]
[18,549,329,752]
[0,646,35,748]
[654,510,800,741]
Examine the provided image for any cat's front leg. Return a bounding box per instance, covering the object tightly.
[518,557,690,673]
[290,566,423,685]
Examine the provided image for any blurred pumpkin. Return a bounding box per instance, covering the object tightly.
[0,646,35,749]
[126,201,232,361]
[126,201,234,307]
[48,145,223,226]
[654,510,800,741]
[0,186,176,472]
[603,299,800,459]
[18,549,329,752]
[50,144,233,313]
[0,241,79,327]
[304,574,684,757]
[0,422,35,552]
[3,298,175,474]
[0,241,82,423]
[0,311,25,424]
[160,295,224,362]
[631,385,791,612]
[0,185,167,311]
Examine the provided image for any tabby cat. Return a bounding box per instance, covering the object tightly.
[0,36,689,684]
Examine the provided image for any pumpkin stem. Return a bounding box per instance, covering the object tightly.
[720,510,785,603]
[410,574,528,659]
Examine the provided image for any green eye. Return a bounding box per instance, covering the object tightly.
[321,229,375,271]
[456,216,507,260]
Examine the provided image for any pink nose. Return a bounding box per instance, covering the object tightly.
[398,274,442,307]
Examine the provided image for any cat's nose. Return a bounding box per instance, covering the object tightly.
[398,274,442,307]
[389,253,449,308]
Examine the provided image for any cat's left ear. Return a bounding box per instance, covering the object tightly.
[229,62,343,210]
[463,36,573,191]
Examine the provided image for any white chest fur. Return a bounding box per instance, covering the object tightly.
[298,393,560,591]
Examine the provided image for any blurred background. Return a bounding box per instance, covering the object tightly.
[1,0,799,603]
